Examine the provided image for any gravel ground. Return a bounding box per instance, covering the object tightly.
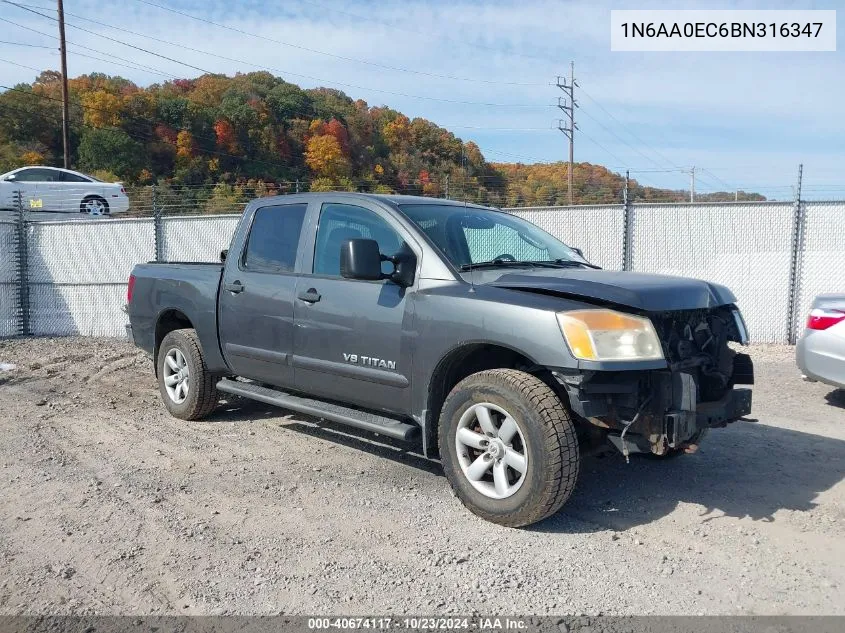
[0,338,842,616]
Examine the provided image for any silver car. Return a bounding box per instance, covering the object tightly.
[0,166,130,216]
[797,294,845,390]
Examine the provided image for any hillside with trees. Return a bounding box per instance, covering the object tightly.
[0,70,763,206]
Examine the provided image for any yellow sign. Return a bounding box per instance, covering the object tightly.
[29,198,43,209]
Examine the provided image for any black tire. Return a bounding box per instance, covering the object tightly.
[157,328,219,420]
[439,369,580,527]
[80,195,109,216]
[648,429,710,460]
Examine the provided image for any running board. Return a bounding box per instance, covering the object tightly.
[216,378,419,441]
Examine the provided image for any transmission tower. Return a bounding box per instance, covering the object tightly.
[556,62,577,205]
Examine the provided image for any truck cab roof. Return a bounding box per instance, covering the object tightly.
[247,191,494,211]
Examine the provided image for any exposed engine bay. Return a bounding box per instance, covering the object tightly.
[651,305,752,402]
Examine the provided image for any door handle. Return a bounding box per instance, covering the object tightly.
[224,280,245,294]
[297,288,321,303]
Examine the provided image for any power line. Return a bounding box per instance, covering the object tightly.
[0,16,191,78]
[3,1,554,109]
[64,46,177,78]
[0,57,43,72]
[480,147,555,163]
[699,166,735,192]
[578,85,683,172]
[441,124,552,132]
[0,39,53,47]
[131,0,547,87]
[577,106,676,174]
[575,83,696,191]
[1,16,566,140]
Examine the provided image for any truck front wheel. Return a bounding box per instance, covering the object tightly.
[157,328,219,420]
[439,369,580,527]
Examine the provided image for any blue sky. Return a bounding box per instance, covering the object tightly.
[1,0,843,199]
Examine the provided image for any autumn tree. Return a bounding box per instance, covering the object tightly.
[0,69,765,202]
[213,119,238,153]
[305,134,349,179]
[382,114,411,153]
[175,130,196,159]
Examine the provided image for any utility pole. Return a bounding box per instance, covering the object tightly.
[786,163,804,344]
[556,61,577,206]
[688,165,696,202]
[622,169,633,272]
[57,0,70,168]
[623,169,629,206]
[444,173,449,199]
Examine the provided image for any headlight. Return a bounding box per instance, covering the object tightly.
[557,309,664,361]
[732,309,750,345]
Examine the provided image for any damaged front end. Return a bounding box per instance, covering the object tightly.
[554,305,754,458]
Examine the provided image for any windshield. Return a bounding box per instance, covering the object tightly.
[398,203,588,269]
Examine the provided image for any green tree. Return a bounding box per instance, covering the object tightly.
[78,128,145,179]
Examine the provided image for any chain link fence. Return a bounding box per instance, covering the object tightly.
[1,192,844,343]
[505,205,626,271]
[26,218,156,337]
[123,183,278,218]
[792,200,845,342]
[627,201,796,343]
[0,218,19,337]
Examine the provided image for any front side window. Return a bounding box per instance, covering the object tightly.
[242,203,307,273]
[398,203,586,269]
[313,203,402,277]
[14,168,58,182]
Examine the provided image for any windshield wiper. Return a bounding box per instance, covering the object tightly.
[458,259,541,271]
[545,259,603,269]
[458,258,602,271]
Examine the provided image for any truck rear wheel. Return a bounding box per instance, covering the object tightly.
[439,369,579,527]
[157,328,219,420]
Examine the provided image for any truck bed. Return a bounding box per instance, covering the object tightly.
[127,261,226,371]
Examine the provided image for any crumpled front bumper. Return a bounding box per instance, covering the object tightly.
[555,352,755,455]
[665,386,753,447]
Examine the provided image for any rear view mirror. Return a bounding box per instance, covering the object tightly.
[340,239,383,281]
[5,174,15,181]
[572,246,584,258]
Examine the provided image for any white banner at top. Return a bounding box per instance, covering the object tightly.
[610,10,836,52]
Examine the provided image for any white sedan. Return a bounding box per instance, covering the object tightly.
[0,166,130,216]
[797,294,845,390]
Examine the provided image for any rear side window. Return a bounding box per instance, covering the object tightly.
[242,203,307,273]
[61,172,91,183]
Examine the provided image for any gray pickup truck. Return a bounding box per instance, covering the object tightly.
[127,193,753,526]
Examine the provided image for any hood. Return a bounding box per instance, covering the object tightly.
[487,269,736,312]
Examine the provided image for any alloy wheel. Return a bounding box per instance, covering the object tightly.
[163,347,190,404]
[454,402,528,499]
